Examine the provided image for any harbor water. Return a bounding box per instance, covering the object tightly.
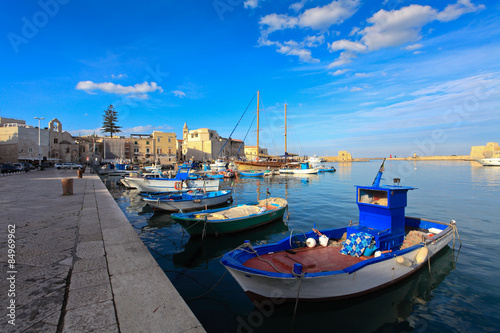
[105,160,500,333]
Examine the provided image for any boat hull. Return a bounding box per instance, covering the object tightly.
[172,203,287,236]
[279,168,319,174]
[235,161,287,171]
[143,190,233,212]
[221,218,455,302]
[123,177,219,193]
[477,158,500,166]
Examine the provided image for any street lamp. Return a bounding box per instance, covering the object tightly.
[34,117,44,169]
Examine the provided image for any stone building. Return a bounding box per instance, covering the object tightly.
[470,142,500,159]
[48,118,79,163]
[182,123,244,161]
[0,117,49,164]
[131,131,177,165]
[243,146,269,161]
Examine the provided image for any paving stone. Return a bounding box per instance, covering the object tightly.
[70,268,109,290]
[72,256,107,273]
[63,300,117,333]
[66,282,113,310]
[76,240,105,259]
[105,241,158,276]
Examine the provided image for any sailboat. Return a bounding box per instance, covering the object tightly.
[235,93,294,171]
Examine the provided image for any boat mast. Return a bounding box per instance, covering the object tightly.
[256,90,260,160]
[284,103,287,158]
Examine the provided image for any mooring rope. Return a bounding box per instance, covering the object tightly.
[184,270,229,301]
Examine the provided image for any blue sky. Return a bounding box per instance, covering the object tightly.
[1,0,499,158]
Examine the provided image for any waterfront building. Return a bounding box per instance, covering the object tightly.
[338,151,353,161]
[102,137,131,163]
[182,123,244,161]
[243,145,269,161]
[48,118,80,163]
[76,135,103,164]
[470,142,500,159]
[0,117,49,164]
[131,131,177,165]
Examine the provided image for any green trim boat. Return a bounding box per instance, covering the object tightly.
[171,197,288,237]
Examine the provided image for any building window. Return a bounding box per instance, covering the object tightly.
[146,148,150,154]
[168,138,171,143]
[168,148,172,155]
[157,148,162,154]
[157,137,161,143]
[134,141,138,145]
[146,141,149,145]
[134,148,139,153]
[54,138,58,144]
[28,147,33,153]
[82,147,85,153]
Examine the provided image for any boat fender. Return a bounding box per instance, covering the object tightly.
[415,247,428,264]
[306,238,316,248]
[396,256,413,267]
[319,234,329,247]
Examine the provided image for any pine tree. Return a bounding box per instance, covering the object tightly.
[101,105,122,137]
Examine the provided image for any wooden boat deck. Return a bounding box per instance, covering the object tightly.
[244,244,367,274]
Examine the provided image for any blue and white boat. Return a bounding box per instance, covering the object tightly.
[221,161,459,302]
[143,190,233,212]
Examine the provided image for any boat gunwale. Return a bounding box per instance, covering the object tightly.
[172,203,288,224]
[221,218,454,278]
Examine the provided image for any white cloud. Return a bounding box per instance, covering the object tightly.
[111,74,127,79]
[327,1,485,65]
[290,0,310,12]
[76,81,163,96]
[328,51,356,68]
[260,0,359,35]
[298,0,360,30]
[304,34,325,47]
[172,90,186,98]
[404,43,423,51]
[355,72,373,78]
[437,0,485,22]
[259,35,323,63]
[350,86,363,91]
[329,68,350,76]
[244,0,263,9]
[329,39,367,52]
[277,40,319,63]
[361,5,437,51]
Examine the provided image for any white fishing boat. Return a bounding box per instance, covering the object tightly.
[279,162,319,174]
[221,160,460,302]
[308,155,324,164]
[123,172,219,193]
[143,190,233,212]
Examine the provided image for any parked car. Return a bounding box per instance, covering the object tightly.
[55,163,65,169]
[1,163,17,173]
[13,163,29,172]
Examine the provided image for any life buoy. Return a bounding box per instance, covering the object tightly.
[174,181,182,190]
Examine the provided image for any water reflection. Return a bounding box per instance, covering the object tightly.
[173,221,289,269]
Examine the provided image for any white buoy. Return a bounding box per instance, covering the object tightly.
[306,238,316,248]
[415,247,428,264]
[396,256,413,267]
[319,234,329,247]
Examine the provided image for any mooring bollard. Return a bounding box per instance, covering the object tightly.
[62,178,74,195]
[77,169,83,178]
